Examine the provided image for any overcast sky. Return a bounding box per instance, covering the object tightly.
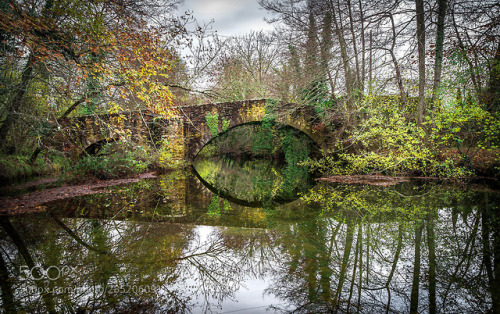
[177,0,275,37]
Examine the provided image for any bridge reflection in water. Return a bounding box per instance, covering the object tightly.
[1,160,499,313]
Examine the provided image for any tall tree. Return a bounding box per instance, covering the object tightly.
[357,0,366,91]
[347,0,361,91]
[416,0,426,125]
[320,11,333,90]
[305,9,318,78]
[486,41,500,115]
[328,0,355,122]
[431,0,448,107]
[0,0,53,148]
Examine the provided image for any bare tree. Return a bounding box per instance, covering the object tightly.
[416,0,426,125]
[431,0,448,107]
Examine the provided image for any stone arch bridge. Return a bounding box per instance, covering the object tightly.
[52,99,341,162]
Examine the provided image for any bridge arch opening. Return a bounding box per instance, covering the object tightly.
[192,121,320,206]
[82,138,118,157]
[79,134,133,159]
[194,120,321,161]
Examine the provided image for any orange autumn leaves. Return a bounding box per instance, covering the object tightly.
[0,0,176,117]
[82,22,176,116]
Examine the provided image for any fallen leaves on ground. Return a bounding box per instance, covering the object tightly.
[0,172,156,215]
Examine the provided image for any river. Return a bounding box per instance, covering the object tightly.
[0,156,499,313]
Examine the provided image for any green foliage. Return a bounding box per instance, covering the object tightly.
[298,80,337,125]
[306,95,489,179]
[342,96,434,175]
[265,98,279,116]
[0,152,69,183]
[222,118,230,132]
[207,195,221,218]
[429,99,500,165]
[252,118,275,155]
[282,131,310,197]
[77,103,98,116]
[223,199,232,211]
[445,47,491,90]
[193,156,314,207]
[154,138,185,171]
[206,113,230,135]
[205,112,219,136]
[302,181,478,222]
[0,0,177,160]
[302,80,334,108]
[69,142,151,181]
[198,121,316,160]
[197,124,255,158]
[305,90,500,178]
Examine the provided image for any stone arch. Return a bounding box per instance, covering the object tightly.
[192,120,322,160]
[81,138,118,156]
[183,99,269,161]
[182,100,341,161]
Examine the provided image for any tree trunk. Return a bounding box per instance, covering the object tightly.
[486,40,500,115]
[431,0,448,108]
[391,49,407,109]
[369,30,373,95]
[305,10,318,82]
[321,12,334,94]
[410,223,424,314]
[0,54,35,149]
[0,0,54,150]
[416,0,426,125]
[450,5,481,94]
[0,217,56,313]
[334,220,354,306]
[329,0,355,124]
[388,13,407,109]
[427,214,437,313]
[347,0,361,90]
[358,0,366,92]
[0,251,17,313]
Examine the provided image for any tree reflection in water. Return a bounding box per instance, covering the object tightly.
[0,170,499,313]
[266,182,500,313]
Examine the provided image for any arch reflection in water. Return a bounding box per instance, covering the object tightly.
[192,157,315,208]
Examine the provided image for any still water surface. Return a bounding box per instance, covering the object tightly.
[1,157,499,313]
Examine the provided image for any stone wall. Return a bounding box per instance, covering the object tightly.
[181,99,268,161]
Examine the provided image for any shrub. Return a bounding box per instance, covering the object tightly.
[305,95,488,179]
[153,138,186,172]
[326,96,436,176]
[68,142,151,181]
[428,99,500,168]
[0,151,69,184]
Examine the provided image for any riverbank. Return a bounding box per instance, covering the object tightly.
[2,165,498,216]
[0,172,157,215]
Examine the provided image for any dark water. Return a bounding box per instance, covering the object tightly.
[1,157,499,313]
